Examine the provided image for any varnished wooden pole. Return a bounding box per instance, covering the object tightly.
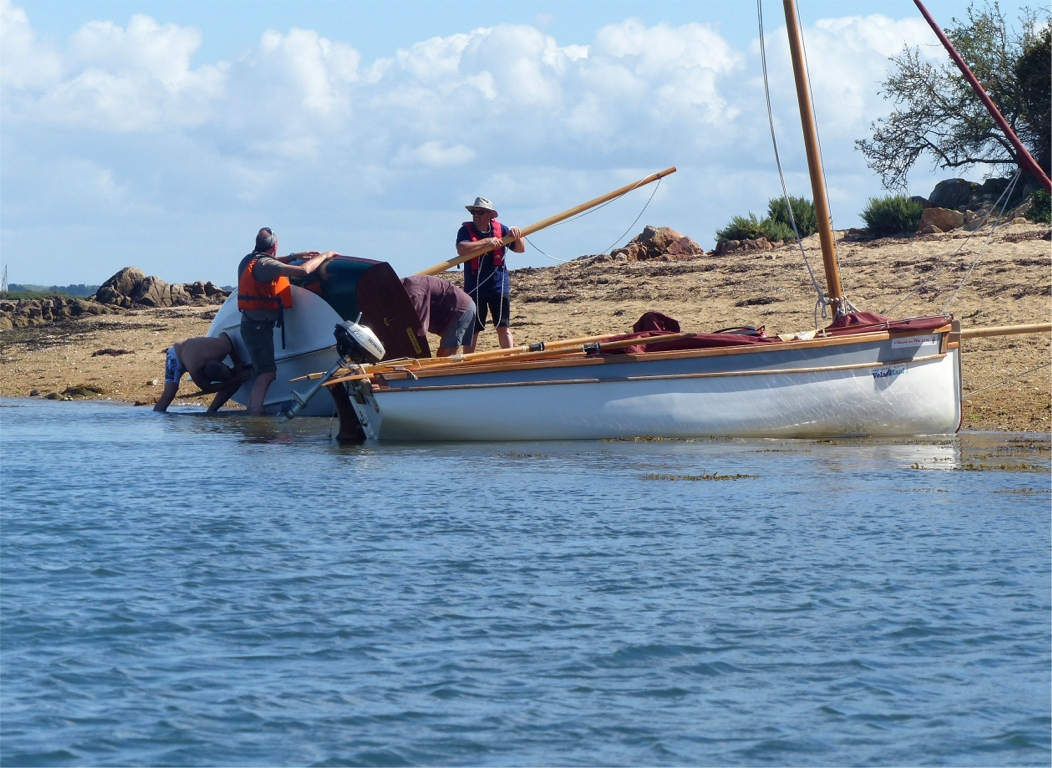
[782,0,845,316]
[414,167,677,276]
[960,322,1051,339]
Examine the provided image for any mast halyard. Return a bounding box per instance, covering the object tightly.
[782,0,846,318]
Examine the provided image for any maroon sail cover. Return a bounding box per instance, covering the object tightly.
[825,312,952,335]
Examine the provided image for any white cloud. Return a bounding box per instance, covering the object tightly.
[0,0,63,89]
[393,141,476,168]
[1,4,984,284]
[752,14,939,144]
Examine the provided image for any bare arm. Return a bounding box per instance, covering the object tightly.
[276,251,336,278]
[153,382,179,412]
[506,226,525,253]
[207,369,251,413]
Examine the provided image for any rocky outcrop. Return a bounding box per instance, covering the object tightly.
[714,237,776,255]
[918,207,966,233]
[0,296,116,330]
[1,269,231,330]
[929,179,981,210]
[610,226,704,262]
[95,267,146,307]
[93,268,229,308]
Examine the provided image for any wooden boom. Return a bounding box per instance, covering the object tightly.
[960,322,1051,339]
[414,166,677,276]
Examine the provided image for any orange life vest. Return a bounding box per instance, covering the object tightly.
[237,255,293,312]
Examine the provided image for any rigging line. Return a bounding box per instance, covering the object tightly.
[523,177,662,263]
[523,236,575,263]
[963,361,1050,399]
[601,178,661,254]
[880,169,1021,315]
[941,171,1021,312]
[536,175,653,233]
[757,0,827,313]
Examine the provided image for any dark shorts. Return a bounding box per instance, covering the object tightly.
[473,294,511,331]
[439,302,477,349]
[240,316,276,375]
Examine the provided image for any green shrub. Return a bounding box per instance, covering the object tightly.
[716,213,767,241]
[767,195,818,237]
[760,219,795,243]
[715,213,796,243]
[861,195,924,236]
[1027,189,1051,224]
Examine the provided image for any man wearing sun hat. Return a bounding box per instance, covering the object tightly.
[455,196,525,352]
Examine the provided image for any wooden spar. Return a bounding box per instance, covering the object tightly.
[323,332,696,387]
[290,332,627,382]
[414,167,677,276]
[782,0,845,316]
[912,0,1052,193]
[960,322,1051,339]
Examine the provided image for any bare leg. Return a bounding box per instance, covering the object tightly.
[248,372,275,415]
[437,347,459,356]
[496,326,514,348]
[463,332,480,355]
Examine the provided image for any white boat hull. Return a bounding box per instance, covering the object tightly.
[349,331,962,441]
[207,288,344,416]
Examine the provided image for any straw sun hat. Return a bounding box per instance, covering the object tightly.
[465,197,498,216]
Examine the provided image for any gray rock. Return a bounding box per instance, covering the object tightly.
[130,276,172,307]
[929,179,981,210]
[95,267,146,304]
[980,177,1011,200]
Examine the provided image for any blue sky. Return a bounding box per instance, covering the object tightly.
[1,0,1034,285]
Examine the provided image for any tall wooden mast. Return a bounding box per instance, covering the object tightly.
[782,0,845,317]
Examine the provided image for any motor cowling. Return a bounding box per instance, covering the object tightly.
[334,320,385,364]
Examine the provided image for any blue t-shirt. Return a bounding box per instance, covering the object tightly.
[457,222,510,298]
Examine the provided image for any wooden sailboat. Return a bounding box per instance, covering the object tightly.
[206,0,1044,440]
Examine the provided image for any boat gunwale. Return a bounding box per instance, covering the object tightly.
[372,324,953,382]
[371,352,949,394]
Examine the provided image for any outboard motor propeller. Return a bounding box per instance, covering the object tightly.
[280,314,386,423]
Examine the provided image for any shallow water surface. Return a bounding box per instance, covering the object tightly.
[2,399,1049,766]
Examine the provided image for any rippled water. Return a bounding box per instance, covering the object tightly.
[2,398,1049,766]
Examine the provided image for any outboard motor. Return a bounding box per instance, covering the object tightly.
[280,315,386,422]
[334,318,385,365]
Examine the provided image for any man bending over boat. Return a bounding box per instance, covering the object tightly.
[153,333,251,413]
[237,227,335,415]
[401,275,477,357]
[455,197,524,352]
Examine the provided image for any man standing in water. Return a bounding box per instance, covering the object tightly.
[238,227,334,415]
[455,197,524,352]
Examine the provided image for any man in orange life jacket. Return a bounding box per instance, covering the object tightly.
[237,227,334,415]
[455,197,524,352]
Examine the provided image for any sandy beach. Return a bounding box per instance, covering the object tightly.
[1,223,1048,432]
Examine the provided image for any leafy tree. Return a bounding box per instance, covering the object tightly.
[856,2,1050,190]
